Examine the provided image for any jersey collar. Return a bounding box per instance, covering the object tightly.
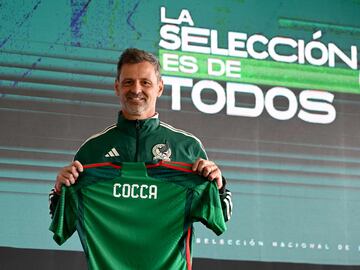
[116,111,160,135]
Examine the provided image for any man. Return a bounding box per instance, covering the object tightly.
[49,48,232,269]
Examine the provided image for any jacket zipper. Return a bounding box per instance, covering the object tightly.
[135,120,141,161]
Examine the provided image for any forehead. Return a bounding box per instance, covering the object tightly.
[119,61,157,80]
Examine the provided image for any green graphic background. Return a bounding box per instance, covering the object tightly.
[1,0,360,266]
[159,49,359,94]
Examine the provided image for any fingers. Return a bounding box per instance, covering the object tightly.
[192,158,201,172]
[55,160,83,192]
[192,158,215,174]
[208,169,223,190]
[202,164,218,178]
[71,166,79,181]
[193,158,223,189]
[73,160,84,173]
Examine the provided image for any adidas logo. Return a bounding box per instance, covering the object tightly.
[105,147,120,157]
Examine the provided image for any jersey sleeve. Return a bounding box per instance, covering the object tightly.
[74,147,85,164]
[193,139,208,160]
[49,186,78,245]
[48,147,83,219]
[190,181,227,235]
[195,141,233,222]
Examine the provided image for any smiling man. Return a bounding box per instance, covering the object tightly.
[49,48,232,270]
[116,60,162,119]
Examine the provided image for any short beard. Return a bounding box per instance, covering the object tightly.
[121,96,148,116]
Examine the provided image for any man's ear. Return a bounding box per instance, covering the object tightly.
[158,79,164,97]
[114,79,120,97]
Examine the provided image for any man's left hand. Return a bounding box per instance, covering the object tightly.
[192,158,223,190]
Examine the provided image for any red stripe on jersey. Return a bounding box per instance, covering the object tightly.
[162,161,192,167]
[161,163,194,173]
[146,161,194,173]
[186,227,192,270]
[83,162,121,169]
[145,162,162,169]
[83,161,194,172]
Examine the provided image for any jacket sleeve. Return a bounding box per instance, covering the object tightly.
[218,177,233,222]
[49,188,60,219]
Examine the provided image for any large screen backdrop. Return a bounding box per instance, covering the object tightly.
[1,0,360,267]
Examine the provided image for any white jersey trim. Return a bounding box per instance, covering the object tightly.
[159,122,208,159]
[76,124,117,152]
[224,192,233,221]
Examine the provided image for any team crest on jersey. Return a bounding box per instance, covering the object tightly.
[152,143,172,161]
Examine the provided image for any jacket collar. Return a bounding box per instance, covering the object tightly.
[116,111,160,135]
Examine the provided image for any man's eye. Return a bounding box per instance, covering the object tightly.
[122,80,132,86]
[142,81,151,86]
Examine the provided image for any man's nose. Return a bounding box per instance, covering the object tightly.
[130,81,142,94]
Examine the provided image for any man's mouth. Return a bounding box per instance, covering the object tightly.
[126,93,146,101]
[128,97,145,102]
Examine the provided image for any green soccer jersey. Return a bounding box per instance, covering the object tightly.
[50,161,226,270]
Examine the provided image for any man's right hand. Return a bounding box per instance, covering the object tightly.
[55,160,83,193]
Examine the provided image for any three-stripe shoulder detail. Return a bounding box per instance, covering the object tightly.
[222,190,233,222]
[78,124,117,149]
[159,122,208,159]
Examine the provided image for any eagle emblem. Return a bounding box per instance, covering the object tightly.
[152,143,172,161]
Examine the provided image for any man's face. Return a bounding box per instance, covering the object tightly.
[115,61,164,120]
